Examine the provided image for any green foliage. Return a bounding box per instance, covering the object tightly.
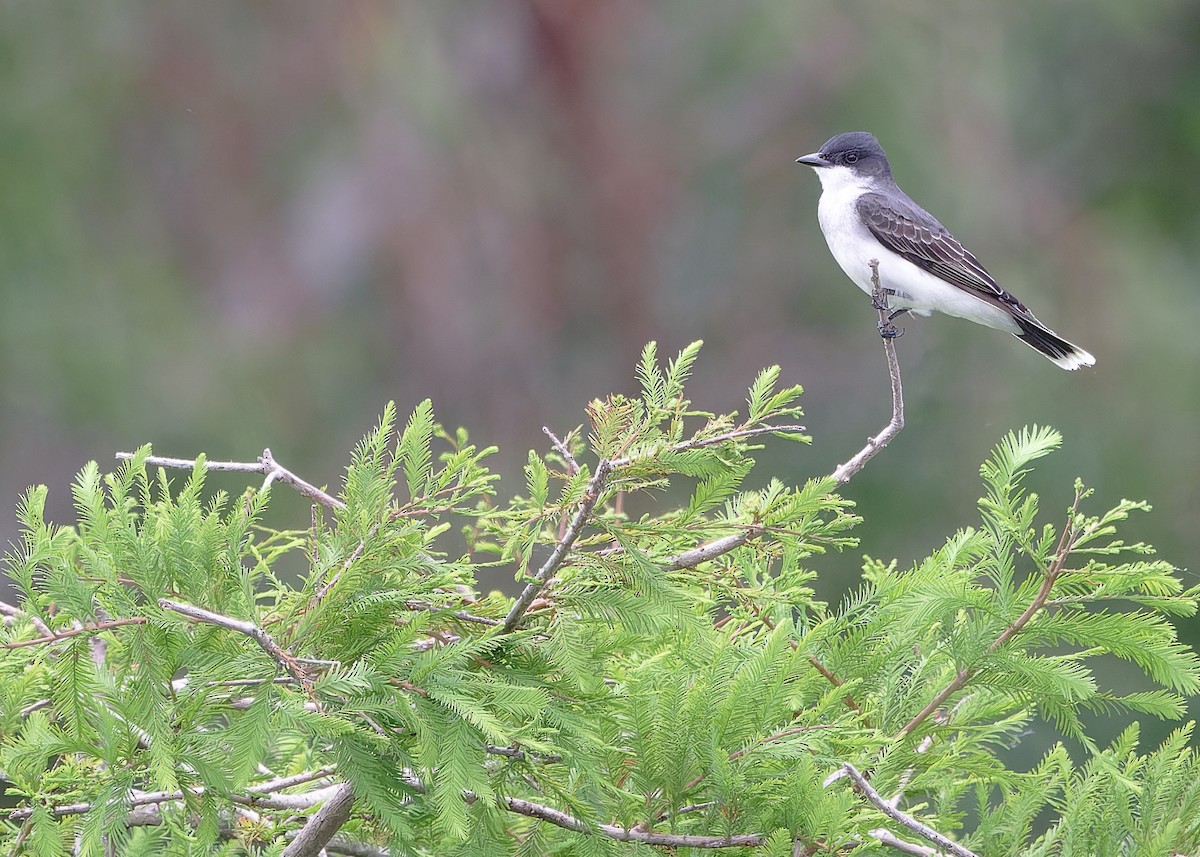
[1,343,1198,855]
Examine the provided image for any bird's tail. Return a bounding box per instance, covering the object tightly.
[1011,316,1095,371]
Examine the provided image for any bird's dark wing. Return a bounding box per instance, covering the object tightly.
[855,191,1033,316]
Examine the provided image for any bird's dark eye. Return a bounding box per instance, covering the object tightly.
[845,152,859,164]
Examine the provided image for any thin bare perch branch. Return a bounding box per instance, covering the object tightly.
[158,598,310,685]
[839,763,978,857]
[116,448,345,510]
[502,459,613,633]
[281,783,357,857]
[831,259,905,484]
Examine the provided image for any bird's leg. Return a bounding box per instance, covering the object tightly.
[876,295,908,339]
[867,260,904,338]
[870,287,896,313]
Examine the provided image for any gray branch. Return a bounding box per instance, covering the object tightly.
[495,794,766,848]
[665,525,766,570]
[158,598,309,685]
[281,783,357,857]
[115,448,344,510]
[839,763,978,857]
[502,459,613,632]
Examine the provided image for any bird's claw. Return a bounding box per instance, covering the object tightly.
[874,290,907,336]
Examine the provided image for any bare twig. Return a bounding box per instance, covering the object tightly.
[595,523,767,569]
[0,599,54,638]
[19,699,51,717]
[281,783,357,857]
[312,521,381,604]
[116,448,344,510]
[1,616,146,649]
[234,785,346,811]
[656,801,718,824]
[665,526,766,570]
[543,426,580,475]
[484,743,562,764]
[391,769,782,849]
[407,769,775,850]
[248,767,338,794]
[868,828,943,856]
[608,424,807,469]
[6,781,347,824]
[502,459,613,633]
[499,795,768,848]
[173,675,295,693]
[838,763,977,857]
[831,260,905,484]
[404,601,501,626]
[895,489,1083,740]
[158,598,310,686]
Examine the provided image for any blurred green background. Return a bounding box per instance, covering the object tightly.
[2,2,1198,739]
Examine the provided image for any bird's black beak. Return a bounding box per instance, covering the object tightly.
[795,152,830,168]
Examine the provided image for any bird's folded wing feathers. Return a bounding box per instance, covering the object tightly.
[854,191,1036,318]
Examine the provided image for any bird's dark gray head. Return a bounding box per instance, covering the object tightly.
[796,131,891,178]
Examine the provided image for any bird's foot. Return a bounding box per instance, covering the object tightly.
[875,295,908,337]
[878,320,904,339]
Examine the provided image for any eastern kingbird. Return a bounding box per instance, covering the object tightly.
[797,131,1095,370]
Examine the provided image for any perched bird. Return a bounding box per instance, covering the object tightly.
[796,131,1094,370]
